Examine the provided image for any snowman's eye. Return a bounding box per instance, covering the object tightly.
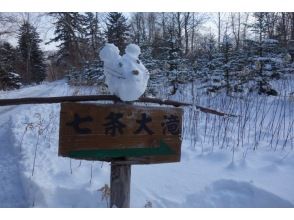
[119,62,123,67]
[136,60,140,64]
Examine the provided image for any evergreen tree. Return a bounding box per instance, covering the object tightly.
[18,21,46,84]
[84,12,104,60]
[48,13,87,70]
[0,42,22,90]
[220,34,235,94]
[105,12,130,53]
[0,67,22,90]
[251,13,268,57]
[0,42,17,72]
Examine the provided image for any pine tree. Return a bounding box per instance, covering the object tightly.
[0,42,17,72]
[18,21,46,84]
[0,67,22,90]
[84,12,104,60]
[0,42,22,90]
[251,13,268,57]
[105,12,130,53]
[48,13,87,69]
[220,34,234,94]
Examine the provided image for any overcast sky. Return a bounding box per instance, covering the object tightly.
[1,12,255,52]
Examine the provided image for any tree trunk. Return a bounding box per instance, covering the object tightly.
[176,12,182,49]
[291,12,294,40]
[191,13,195,53]
[184,12,190,56]
[242,12,249,41]
[281,12,287,47]
[218,12,221,51]
[236,13,241,50]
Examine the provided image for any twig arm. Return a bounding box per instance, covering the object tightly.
[0,95,237,117]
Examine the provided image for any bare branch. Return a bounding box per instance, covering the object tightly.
[0,95,237,117]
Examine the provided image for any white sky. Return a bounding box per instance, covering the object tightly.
[0,0,293,12]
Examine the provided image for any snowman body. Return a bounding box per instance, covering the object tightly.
[99,43,149,101]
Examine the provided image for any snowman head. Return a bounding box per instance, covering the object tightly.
[99,43,149,80]
[99,43,149,101]
[120,44,149,81]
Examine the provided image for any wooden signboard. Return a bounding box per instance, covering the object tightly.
[59,102,183,164]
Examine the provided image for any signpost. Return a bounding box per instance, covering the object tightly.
[0,93,234,208]
[59,102,183,207]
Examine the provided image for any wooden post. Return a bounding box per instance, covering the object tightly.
[110,162,131,208]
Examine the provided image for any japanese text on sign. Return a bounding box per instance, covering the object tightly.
[59,103,183,164]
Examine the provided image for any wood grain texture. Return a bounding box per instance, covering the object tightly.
[59,102,183,164]
[110,163,131,208]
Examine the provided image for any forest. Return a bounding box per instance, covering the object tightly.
[1,12,294,208]
[0,12,293,97]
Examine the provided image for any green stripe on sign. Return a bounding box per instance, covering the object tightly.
[68,140,175,159]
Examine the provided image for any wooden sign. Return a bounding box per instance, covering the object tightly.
[59,102,183,164]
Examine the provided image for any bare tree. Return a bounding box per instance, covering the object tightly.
[161,12,167,39]
[190,13,208,54]
[265,12,278,39]
[231,12,241,50]
[183,12,190,55]
[280,12,287,46]
[291,12,294,40]
[242,12,250,42]
[147,13,156,44]
[175,12,183,49]
[130,12,147,45]
[218,12,221,50]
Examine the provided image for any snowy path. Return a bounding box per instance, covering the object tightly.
[0,81,66,207]
[0,81,65,127]
[0,119,29,207]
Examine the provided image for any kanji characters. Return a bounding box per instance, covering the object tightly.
[66,111,181,136]
[66,113,93,134]
[103,112,126,136]
[161,115,180,135]
[134,113,154,135]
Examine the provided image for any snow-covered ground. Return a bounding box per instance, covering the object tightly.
[0,79,293,207]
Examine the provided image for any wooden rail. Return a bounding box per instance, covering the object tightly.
[0,95,237,117]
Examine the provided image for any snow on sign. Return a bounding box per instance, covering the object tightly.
[59,102,183,164]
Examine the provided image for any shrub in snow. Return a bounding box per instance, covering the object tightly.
[257,80,278,96]
[66,60,105,87]
[0,67,22,90]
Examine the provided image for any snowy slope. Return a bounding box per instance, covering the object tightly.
[0,80,69,207]
[0,80,294,207]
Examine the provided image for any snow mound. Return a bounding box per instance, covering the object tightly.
[183,179,294,208]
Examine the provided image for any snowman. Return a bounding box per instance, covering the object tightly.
[99,43,150,101]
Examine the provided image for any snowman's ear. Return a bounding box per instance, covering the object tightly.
[125,44,141,58]
[99,43,121,62]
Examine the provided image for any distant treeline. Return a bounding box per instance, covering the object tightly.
[0,12,294,92]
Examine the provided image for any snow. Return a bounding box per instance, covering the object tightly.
[0,118,29,207]
[99,43,149,101]
[263,39,279,44]
[131,146,294,207]
[0,79,294,207]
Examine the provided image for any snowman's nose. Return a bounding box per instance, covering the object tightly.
[132,70,139,75]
